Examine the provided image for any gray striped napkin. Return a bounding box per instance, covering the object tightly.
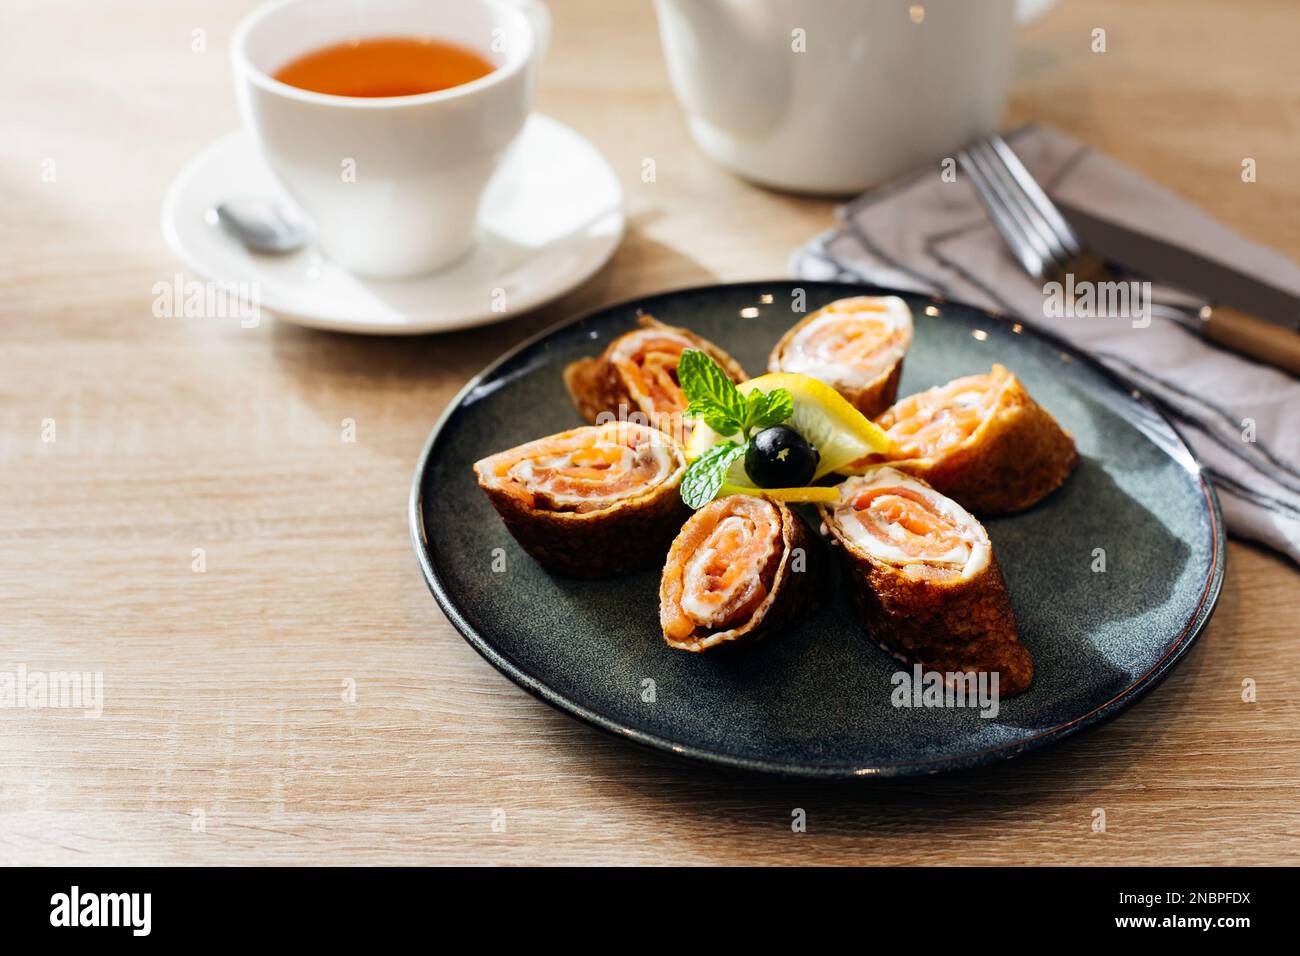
[792,123,1300,563]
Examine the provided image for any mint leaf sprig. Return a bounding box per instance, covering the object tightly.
[679,348,747,437]
[679,441,745,510]
[677,350,794,509]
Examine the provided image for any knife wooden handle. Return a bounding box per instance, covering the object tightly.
[1201,305,1300,376]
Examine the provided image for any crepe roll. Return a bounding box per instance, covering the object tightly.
[660,494,818,652]
[474,422,688,577]
[564,315,747,436]
[819,468,1032,695]
[865,364,1077,514]
[768,295,913,419]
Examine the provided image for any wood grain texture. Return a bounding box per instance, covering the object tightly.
[1,0,1298,866]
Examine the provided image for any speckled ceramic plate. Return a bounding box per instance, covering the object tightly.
[410,281,1224,778]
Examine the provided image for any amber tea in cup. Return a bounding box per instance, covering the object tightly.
[274,36,496,97]
[235,0,545,277]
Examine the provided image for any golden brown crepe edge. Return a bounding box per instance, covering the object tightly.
[767,306,907,418]
[881,365,1078,514]
[562,314,748,427]
[473,429,689,578]
[661,496,819,652]
[816,491,1033,695]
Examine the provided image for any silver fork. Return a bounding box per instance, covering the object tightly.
[959,137,1088,282]
[956,134,1300,374]
[958,134,1192,324]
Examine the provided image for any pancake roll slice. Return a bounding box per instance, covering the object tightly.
[768,295,913,419]
[819,468,1032,695]
[867,363,1078,514]
[473,422,688,578]
[563,315,747,437]
[660,494,818,652]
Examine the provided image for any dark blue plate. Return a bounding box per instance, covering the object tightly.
[409,281,1224,778]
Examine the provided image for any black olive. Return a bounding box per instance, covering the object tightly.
[745,425,819,488]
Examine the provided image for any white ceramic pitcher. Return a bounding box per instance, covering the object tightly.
[653,0,1027,195]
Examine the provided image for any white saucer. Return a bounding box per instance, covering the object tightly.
[161,114,624,335]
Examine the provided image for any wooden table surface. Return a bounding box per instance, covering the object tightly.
[3,0,1297,866]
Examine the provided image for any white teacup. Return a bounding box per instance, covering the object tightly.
[652,0,1028,195]
[232,0,549,278]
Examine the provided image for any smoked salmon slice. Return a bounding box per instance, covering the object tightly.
[660,494,818,651]
[474,422,688,577]
[861,364,1078,514]
[769,296,913,419]
[564,315,747,440]
[819,467,1032,695]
